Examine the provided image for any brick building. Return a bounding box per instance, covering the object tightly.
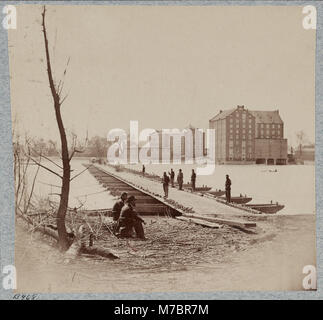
[209,105,287,164]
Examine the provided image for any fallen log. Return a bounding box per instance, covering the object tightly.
[80,246,119,259]
[182,214,256,228]
[176,216,223,229]
[64,224,119,261]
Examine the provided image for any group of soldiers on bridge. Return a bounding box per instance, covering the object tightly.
[111,167,232,240]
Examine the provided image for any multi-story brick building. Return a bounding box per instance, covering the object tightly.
[209,105,287,164]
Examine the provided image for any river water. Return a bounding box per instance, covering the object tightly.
[125,162,315,215]
[26,159,315,215]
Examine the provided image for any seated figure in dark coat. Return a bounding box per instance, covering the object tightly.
[118,196,146,239]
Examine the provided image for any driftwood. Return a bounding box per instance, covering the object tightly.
[182,214,256,228]
[64,225,119,261]
[176,216,223,229]
[18,213,118,260]
[179,214,257,233]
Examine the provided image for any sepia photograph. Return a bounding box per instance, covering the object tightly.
[7,4,316,293]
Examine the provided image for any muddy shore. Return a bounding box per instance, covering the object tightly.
[15,212,316,293]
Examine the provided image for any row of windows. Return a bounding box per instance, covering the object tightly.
[229,135,252,140]
[259,123,282,129]
[229,118,252,123]
[260,129,281,133]
[230,129,252,134]
[230,124,252,129]
[229,141,252,146]
[228,156,253,160]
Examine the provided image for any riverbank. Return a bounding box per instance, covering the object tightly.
[14,160,316,293]
[15,212,316,292]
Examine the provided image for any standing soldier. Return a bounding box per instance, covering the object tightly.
[162,171,170,198]
[142,164,145,176]
[191,169,196,192]
[118,196,146,239]
[112,192,127,233]
[177,169,184,190]
[169,169,175,187]
[225,174,231,203]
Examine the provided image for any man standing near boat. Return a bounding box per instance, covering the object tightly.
[169,169,175,187]
[162,172,170,198]
[225,175,231,203]
[177,169,184,190]
[191,169,196,192]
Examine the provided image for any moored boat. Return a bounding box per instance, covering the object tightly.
[194,187,212,192]
[245,203,285,214]
[179,183,212,192]
[219,195,252,204]
[207,190,225,197]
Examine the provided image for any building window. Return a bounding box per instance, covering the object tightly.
[236,135,239,139]
[242,135,245,140]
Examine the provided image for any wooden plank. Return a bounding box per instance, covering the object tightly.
[182,213,256,228]
[176,216,223,229]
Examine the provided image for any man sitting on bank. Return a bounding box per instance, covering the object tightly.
[112,192,128,233]
[117,196,146,239]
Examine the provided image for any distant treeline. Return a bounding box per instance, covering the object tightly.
[27,136,111,158]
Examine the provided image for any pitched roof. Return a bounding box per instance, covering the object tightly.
[249,110,283,124]
[209,109,235,121]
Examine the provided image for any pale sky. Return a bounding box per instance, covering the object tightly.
[9,5,316,147]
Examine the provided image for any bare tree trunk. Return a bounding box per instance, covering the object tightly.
[42,6,70,250]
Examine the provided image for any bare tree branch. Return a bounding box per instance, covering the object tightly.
[70,164,93,182]
[29,146,63,170]
[25,154,63,179]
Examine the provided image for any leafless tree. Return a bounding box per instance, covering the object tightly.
[41,6,83,250]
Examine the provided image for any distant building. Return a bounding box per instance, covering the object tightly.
[147,125,206,163]
[209,105,288,164]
